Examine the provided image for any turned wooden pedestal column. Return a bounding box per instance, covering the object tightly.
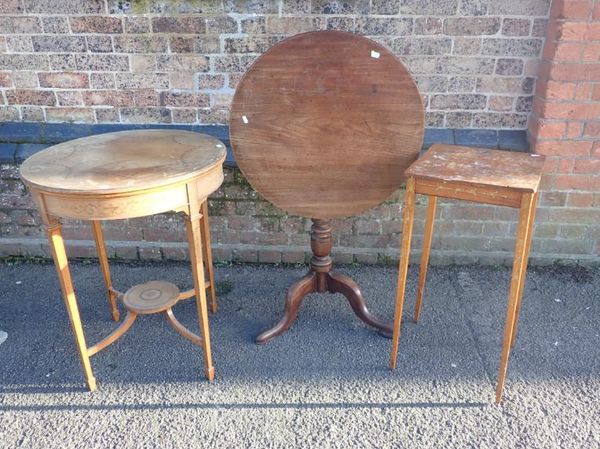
[257,219,392,343]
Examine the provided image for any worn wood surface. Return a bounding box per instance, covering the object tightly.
[230,30,424,219]
[405,144,545,193]
[20,129,226,195]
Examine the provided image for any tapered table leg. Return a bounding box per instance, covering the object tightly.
[200,200,218,314]
[390,177,416,370]
[91,220,120,322]
[495,193,536,404]
[510,192,538,348]
[185,206,215,381]
[46,219,96,391]
[414,195,437,323]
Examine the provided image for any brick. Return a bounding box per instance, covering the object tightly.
[70,16,122,33]
[542,102,600,120]
[266,16,324,34]
[472,113,528,128]
[488,0,550,15]
[240,17,266,34]
[413,17,442,35]
[90,73,115,89]
[38,72,89,89]
[130,89,161,106]
[32,36,86,53]
[551,0,594,19]
[503,19,532,37]
[55,91,83,106]
[566,122,583,138]
[567,192,595,207]
[42,16,70,34]
[371,0,399,14]
[435,57,494,75]
[554,174,600,191]
[115,73,169,89]
[206,15,237,33]
[536,121,567,139]
[537,80,576,99]
[536,140,593,156]
[130,55,155,73]
[0,73,11,88]
[495,58,524,76]
[451,38,482,55]
[232,249,258,263]
[552,42,585,63]
[169,72,195,90]
[161,92,209,108]
[0,0,22,13]
[75,54,127,72]
[0,16,41,34]
[430,94,486,110]
[123,16,151,33]
[516,96,533,112]
[156,55,209,72]
[6,90,55,106]
[445,17,500,36]
[311,0,369,14]
[6,36,33,53]
[482,39,543,57]
[0,54,49,71]
[573,158,600,173]
[23,0,105,13]
[169,36,220,53]
[94,108,119,123]
[583,44,600,62]
[355,17,412,35]
[47,54,76,71]
[45,107,95,123]
[113,35,168,53]
[198,74,224,90]
[258,250,281,263]
[583,122,600,137]
[152,16,206,33]
[171,108,197,124]
[120,107,172,123]
[393,37,452,55]
[488,96,514,112]
[398,0,458,15]
[21,107,45,122]
[83,90,132,107]
[225,36,280,54]
[86,36,113,53]
[477,77,533,95]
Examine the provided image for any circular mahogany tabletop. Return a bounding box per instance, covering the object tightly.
[230,30,425,219]
[20,129,227,195]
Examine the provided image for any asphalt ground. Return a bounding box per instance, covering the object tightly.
[0,261,598,448]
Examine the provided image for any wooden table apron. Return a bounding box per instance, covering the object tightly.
[19,130,226,391]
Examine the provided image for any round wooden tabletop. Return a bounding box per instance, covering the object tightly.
[230,31,425,219]
[20,129,227,195]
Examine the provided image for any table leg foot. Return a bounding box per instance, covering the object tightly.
[256,272,316,344]
[328,271,393,337]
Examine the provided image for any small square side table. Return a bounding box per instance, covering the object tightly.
[389,144,545,403]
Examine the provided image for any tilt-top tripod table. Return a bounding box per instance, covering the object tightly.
[20,130,226,390]
[229,31,425,344]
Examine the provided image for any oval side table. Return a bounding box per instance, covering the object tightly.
[20,129,226,391]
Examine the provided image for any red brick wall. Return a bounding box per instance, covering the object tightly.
[528,0,600,259]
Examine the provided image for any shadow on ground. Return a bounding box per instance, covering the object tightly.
[0,261,598,448]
